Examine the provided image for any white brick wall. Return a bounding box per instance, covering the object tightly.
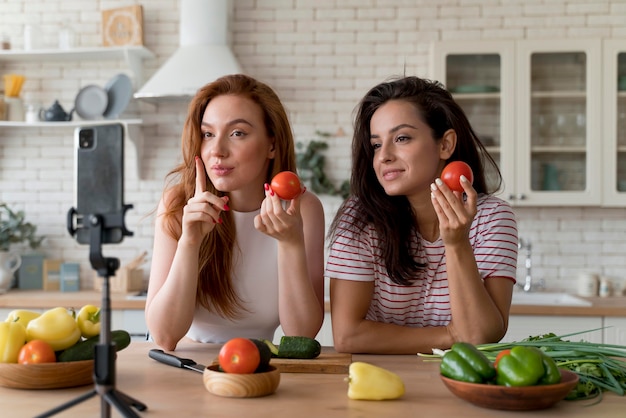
[1,0,626,292]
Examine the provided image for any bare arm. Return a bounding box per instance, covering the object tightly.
[330,274,512,355]
[431,176,513,345]
[145,157,227,350]
[255,188,325,338]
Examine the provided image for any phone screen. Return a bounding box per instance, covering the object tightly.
[73,124,126,244]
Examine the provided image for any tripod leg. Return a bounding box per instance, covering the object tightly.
[115,389,148,411]
[34,389,97,418]
[102,390,141,418]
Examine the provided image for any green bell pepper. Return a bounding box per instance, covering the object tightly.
[440,342,496,383]
[539,350,562,385]
[496,346,560,387]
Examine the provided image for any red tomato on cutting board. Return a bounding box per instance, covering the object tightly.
[270,171,302,200]
[218,338,260,374]
[441,161,474,192]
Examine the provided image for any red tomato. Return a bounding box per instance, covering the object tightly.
[18,340,57,364]
[218,338,260,374]
[494,349,511,368]
[270,171,302,200]
[440,161,474,192]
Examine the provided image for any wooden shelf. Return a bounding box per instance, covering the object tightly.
[0,119,143,128]
[0,46,154,86]
[0,119,148,179]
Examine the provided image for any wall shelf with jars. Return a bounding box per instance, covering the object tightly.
[0,46,155,179]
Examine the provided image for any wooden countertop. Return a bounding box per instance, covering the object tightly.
[510,296,626,317]
[2,342,623,417]
[2,290,626,317]
[0,289,145,310]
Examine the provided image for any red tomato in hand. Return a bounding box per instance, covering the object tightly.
[440,161,474,192]
[270,171,302,200]
[18,340,57,364]
[218,338,260,374]
[494,349,511,368]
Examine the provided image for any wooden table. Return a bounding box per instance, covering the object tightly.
[2,342,624,417]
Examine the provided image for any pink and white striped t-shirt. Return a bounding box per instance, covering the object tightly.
[325,194,518,327]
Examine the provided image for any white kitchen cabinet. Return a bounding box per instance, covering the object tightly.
[431,39,603,206]
[603,317,626,345]
[503,315,603,344]
[602,40,626,206]
[111,309,148,341]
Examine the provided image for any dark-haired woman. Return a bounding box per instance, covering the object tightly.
[146,74,325,350]
[326,76,518,354]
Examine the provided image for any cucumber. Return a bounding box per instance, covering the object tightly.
[57,330,131,362]
[276,336,321,359]
[261,339,279,357]
[249,338,272,372]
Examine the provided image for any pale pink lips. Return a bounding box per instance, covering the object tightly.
[381,169,403,181]
[211,165,234,176]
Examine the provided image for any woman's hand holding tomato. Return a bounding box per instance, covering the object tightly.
[431,161,478,245]
[255,171,305,244]
[18,340,57,364]
[218,338,260,374]
[441,161,474,193]
[270,171,302,200]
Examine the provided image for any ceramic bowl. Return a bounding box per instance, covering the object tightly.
[0,360,94,389]
[203,364,280,398]
[440,369,579,411]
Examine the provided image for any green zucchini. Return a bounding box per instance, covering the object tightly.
[57,330,131,362]
[249,338,272,372]
[277,336,321,359]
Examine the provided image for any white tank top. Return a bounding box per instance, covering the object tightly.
[186,209,280,343]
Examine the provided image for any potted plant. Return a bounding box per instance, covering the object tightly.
[0,203,45,293]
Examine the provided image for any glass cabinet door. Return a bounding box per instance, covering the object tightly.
[430,41,515,202]
[516,40,602,206]
[602,40,626,206]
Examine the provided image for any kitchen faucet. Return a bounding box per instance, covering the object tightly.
[518,238,533,292]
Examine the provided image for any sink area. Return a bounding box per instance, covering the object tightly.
[511,292,592,307]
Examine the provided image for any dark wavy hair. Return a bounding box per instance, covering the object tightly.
[329,76,502,285]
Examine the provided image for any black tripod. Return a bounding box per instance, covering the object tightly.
[36,211,147,418]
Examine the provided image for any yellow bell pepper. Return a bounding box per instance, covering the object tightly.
[26,307,81,351]
[5,309,41,329]
[346,361,405,400]
[0,321,27,363]
[76,305,101,338]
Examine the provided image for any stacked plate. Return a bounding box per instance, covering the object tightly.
[74,73,133,120]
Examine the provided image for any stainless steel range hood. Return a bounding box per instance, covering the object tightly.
[134,0,242,101]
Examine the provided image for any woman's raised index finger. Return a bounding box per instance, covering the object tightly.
[195,156,207,197]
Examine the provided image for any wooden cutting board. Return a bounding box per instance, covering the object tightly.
[269,352,352,374]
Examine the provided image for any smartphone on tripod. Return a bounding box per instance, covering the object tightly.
[72,123,128,245]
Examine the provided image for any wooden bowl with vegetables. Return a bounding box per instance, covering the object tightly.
[203,364,280,398]
[438,342,579,410]
[0,360,94,389]
[441,369,579,411]
[203,338,281,398]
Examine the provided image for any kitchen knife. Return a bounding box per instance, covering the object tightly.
[149,349,207,373]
